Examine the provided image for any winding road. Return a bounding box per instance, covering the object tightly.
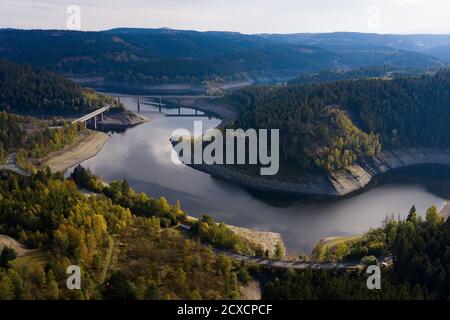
[212,247,392,270]
[0,153,29,176]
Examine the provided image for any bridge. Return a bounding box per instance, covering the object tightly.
[72,105,111,130]
[165,105,210,117]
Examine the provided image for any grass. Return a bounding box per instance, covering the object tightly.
[312,235,362,262]
[319,235,363,249]
[10,249,48,269]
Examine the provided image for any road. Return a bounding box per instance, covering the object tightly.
[212,247,392,270]
[100,235,115,284]
[0,153,29,176]
[72,105,111,124]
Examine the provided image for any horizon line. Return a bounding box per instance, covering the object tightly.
[2,26,450,37]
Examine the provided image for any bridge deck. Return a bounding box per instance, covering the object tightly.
[72,105,111,124]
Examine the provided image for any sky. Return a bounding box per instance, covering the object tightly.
[2,0,450,34]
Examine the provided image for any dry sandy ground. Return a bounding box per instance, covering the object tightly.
[0,235,30,256]
[40,131,109,172]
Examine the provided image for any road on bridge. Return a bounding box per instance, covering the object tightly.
[72,105,111,125]
[211,247,392,270]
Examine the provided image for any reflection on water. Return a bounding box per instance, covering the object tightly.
[78,96,449,254]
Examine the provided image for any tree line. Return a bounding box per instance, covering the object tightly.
[0,59,116,114]
[0,169,250,300]
[263,205,450,300]
[226,69,450,173]
[0,112,84,171]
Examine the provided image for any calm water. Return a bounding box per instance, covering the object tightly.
[78,96,450,254]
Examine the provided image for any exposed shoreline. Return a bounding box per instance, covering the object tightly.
[40,131,110,173]
[183,98,450,199]
[188,149,450,198]
[39,110,147,173]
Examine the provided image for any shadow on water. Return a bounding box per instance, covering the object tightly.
[242,164,450,208]
[366,164,450,200]
[244,189,300,208]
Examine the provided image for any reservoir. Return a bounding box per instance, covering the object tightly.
[78,95,449,254]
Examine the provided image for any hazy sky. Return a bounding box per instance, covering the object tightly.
[2,0,450,34]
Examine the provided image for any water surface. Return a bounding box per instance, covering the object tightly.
[79,96,449,254]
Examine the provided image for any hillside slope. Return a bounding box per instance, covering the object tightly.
[0,59,114,114]
[0,29,444,83]
[226,69,450,174]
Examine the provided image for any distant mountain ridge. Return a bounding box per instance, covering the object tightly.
[0,28,447,83]
[258,32,450,51]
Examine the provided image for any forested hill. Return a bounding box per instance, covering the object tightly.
[0,59,112,114]
[0,29,444,83]
[288,66,424,85]
[226,70,450,173]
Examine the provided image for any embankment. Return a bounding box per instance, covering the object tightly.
[190,149,450,197]
[40,131,110,172]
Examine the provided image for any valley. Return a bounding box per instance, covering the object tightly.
[2,23,450,302]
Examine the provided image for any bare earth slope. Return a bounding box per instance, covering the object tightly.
[40,131,109,172]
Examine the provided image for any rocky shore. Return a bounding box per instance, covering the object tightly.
[330,148,450,196]
[190,148,450,197]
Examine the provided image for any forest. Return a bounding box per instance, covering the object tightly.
[0,29,443,84]
[0,59,115,114]
[263,205,450,300]
[71,165,256,255]
[288,65,422,85]
[227,69,450,173]
[0,170,249,299]
[2,167,450,299]
[0,112,85,172]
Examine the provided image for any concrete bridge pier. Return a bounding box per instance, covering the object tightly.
[72,105,111,131]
